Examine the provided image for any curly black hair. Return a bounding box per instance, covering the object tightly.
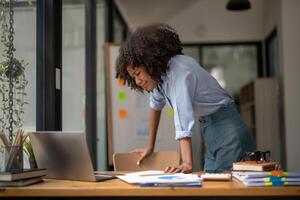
[115,24,183,92]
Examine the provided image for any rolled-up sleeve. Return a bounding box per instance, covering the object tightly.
[170,72,196,140]
[149,87,166,111]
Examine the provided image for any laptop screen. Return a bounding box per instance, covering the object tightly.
[29,131,98,181]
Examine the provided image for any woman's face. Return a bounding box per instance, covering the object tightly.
[127,65,157,92]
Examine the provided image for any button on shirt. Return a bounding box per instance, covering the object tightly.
[149,55,233,140]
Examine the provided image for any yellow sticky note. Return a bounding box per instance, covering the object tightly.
[167,107,174,117]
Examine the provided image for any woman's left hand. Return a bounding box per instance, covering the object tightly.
[164,162,193,173]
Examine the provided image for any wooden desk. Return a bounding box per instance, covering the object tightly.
[1,173,300,199]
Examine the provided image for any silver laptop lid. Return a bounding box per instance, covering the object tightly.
[29,131,96,181]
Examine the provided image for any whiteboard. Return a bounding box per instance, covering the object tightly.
[105,44,179,165]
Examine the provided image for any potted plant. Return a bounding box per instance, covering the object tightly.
[0,0,29,169]
[23,137,37,169]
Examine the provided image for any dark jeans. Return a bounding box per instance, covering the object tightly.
[200,103,255,171]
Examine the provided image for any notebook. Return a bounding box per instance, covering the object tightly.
[0,176,43,187]
[0,168,46,181]
[29,131,117,182]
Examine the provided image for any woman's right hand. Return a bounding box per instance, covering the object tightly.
[131,147,154,165]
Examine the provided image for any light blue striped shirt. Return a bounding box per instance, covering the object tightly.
[149,55,233,140]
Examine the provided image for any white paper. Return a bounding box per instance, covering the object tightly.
[124,170,164,177]
[117,170,201,184]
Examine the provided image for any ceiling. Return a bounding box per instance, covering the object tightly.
[115,0,199,30]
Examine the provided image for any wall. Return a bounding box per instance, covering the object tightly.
[280,0,300,171]
[263,0,300,171]
[262,0,281,36]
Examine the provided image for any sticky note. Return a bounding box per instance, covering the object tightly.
[119,109,128,119]
[118,79,125,86]
[119,92,126,101]
[81,95,85,104]
[80,111,85,118]
[167,107,174,117]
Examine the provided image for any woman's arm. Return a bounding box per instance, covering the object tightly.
[179,137,193,172]
[131,108,161,165]
[164,137,193,173]
[148,108,161,150]
[179,137,193,169]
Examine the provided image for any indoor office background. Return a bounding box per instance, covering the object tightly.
[0,0,299,172]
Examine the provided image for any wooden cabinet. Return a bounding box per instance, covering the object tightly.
[240,78,280,162]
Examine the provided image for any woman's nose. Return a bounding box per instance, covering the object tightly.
[136,78,142,86]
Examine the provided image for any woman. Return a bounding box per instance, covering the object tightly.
[116,24,255,173]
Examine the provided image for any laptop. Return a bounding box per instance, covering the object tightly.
[29,131,117,182]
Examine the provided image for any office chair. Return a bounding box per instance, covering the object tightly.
[113,151,180,171]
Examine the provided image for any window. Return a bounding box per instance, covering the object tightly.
[62,1,85,131]
[266,30,279,77]
[0,2,36,169]
[14,4,36,132]
[183,43,261,104]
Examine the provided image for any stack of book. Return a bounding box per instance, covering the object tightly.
[233,171,300,187]
[117,170,202,187]
[0,168,46,187]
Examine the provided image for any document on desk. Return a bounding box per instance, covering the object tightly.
[232,171,300,187]
[117,170,202,185]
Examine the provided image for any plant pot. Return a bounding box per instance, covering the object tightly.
[4,145,23,171]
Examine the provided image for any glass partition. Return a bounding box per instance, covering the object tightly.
[62,1,85,131]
